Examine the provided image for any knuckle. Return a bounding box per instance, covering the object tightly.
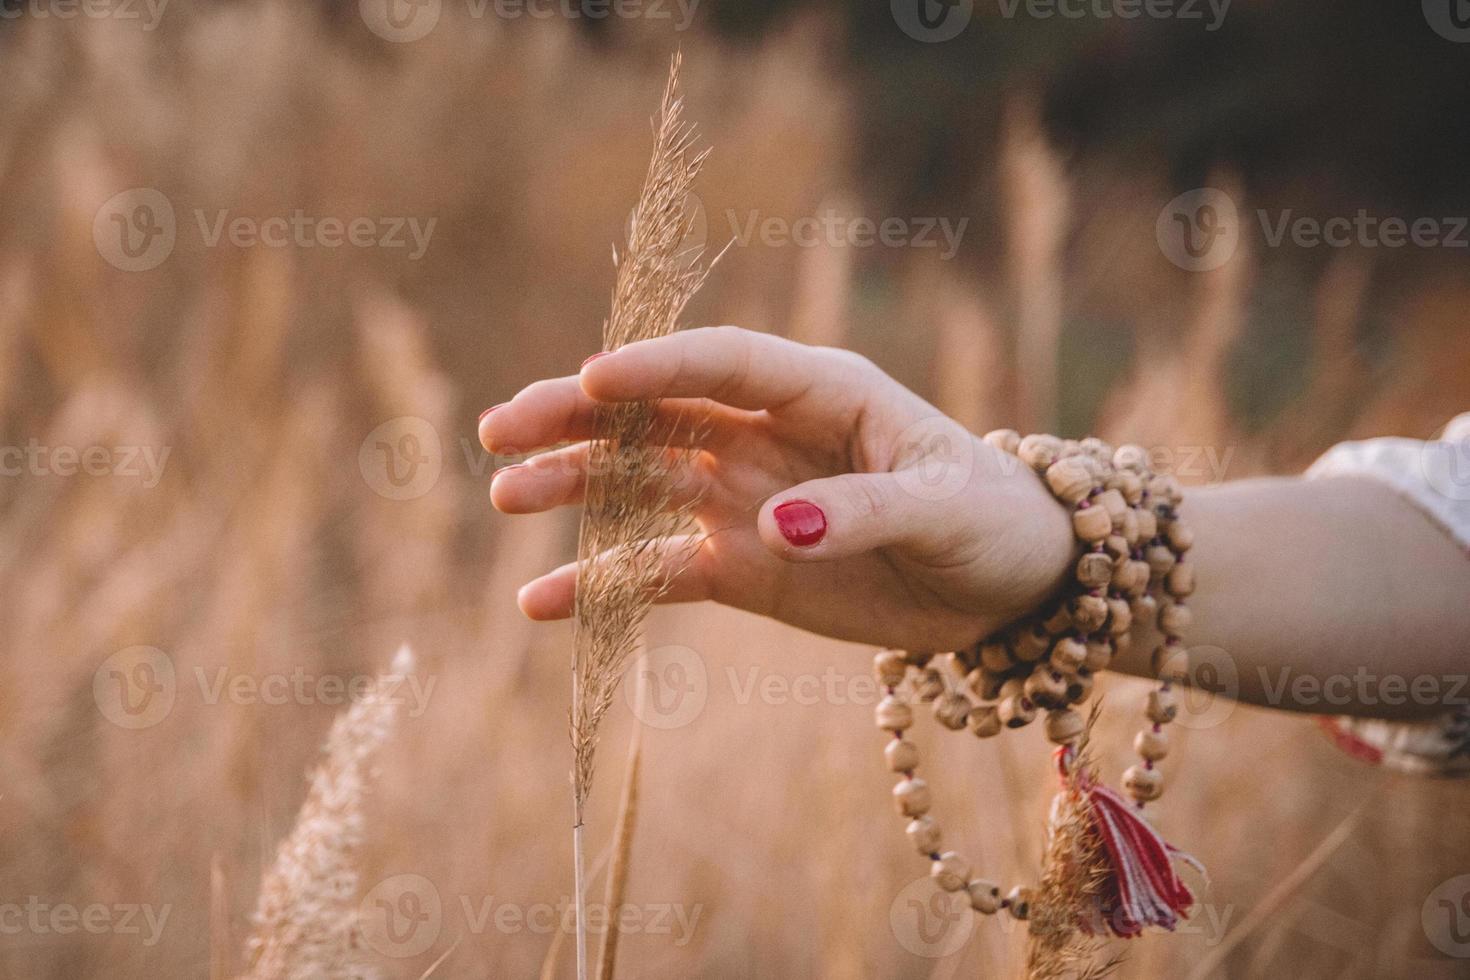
[840,477,891,524]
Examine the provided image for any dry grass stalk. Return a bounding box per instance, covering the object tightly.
[570,52,711,980]
[1026,705,1124,980]
[241,646,415,980]
[596,690,645,980]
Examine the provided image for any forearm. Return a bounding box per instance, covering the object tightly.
[1111,475,1470,720]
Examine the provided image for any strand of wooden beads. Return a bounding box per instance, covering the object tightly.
[874,649,1035,922]
[1124,471,1194,809]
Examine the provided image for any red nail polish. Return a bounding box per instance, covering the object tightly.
[479,404,503,422]
[773,499,827,547]
[581,351,612,369]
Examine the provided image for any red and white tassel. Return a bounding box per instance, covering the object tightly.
[1055,746,1203,938]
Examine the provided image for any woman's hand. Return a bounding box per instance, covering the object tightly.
[479,326,1075,652]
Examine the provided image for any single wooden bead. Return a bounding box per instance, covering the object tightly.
[1159,601,1192,636]
[979,642,1012,673]
[1096,488,1128,525]
[998,695,1037,729]
[1070,594,1108,632]
[1113,443,1150,474]
[1073,505,1112,543]
[1058,438,1083,459]
[1049,636,1087,672]
[1083,638,1114,672]
[1065,670,1095,705]
[1118,506,1141,547]
[876,696,915,732]
[1046,457,1097,505]
[885,738,920,773]
[903,650,935,667]
[1123,764,1163,802]
[1135,506,1158,542]
[1017,433,1064,471]
[1106,597,1132,637]
[1146,544,1177,581]
[1152,644,1189,684]
[983,428,1022,454]
[1042,604,1074,635]
[931,851,971,892]
[1076,551,1114,589]
[894,777,932,817]
[1024,669,1068,709]
[874,650,909,687]
[1103,534,1131,563]
[934,692,971,731]
[998,677,1026,702]
[1148,473,1182,506]
[1112,630,1133,656]
[906,815,942,854]
[1134,728,1169,762]
[966,668,1005,702]
[1078,436,1114,461]
[968,704,1002,738]
[1146,688,1179,724]
[915,667,946,703]
[1165,561,1195,598]
[1129,559,1152,598]
[1013,626,1050,663]
[1005,886,1035,921]
[946,648,977,675]
[967,879,1002,914]
[1044,708,1086,745]
[1166,519,1195,553]
[1130,593,1158,628]
[1109,469,1144,506]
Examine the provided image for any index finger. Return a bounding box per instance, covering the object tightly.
[579,325,874,417]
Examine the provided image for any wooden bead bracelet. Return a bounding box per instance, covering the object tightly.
[872,431,1199,937]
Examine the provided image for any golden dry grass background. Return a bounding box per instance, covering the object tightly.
[2,4,1469,978]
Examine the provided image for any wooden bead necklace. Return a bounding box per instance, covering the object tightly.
[874,431,1200,938]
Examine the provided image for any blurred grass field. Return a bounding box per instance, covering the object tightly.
[1,4,1468,977]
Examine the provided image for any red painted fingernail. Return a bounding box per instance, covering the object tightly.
[479,404,503,422]
[581,351,612,369]
[773,499,827,547]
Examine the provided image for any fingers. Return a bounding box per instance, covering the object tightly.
[516,534,713,620]
[756,472,950,563]
[478,375,722,454]
[490,442,710,515]
[579,325,879,417]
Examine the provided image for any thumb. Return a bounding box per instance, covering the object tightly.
[757,472,944,562]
